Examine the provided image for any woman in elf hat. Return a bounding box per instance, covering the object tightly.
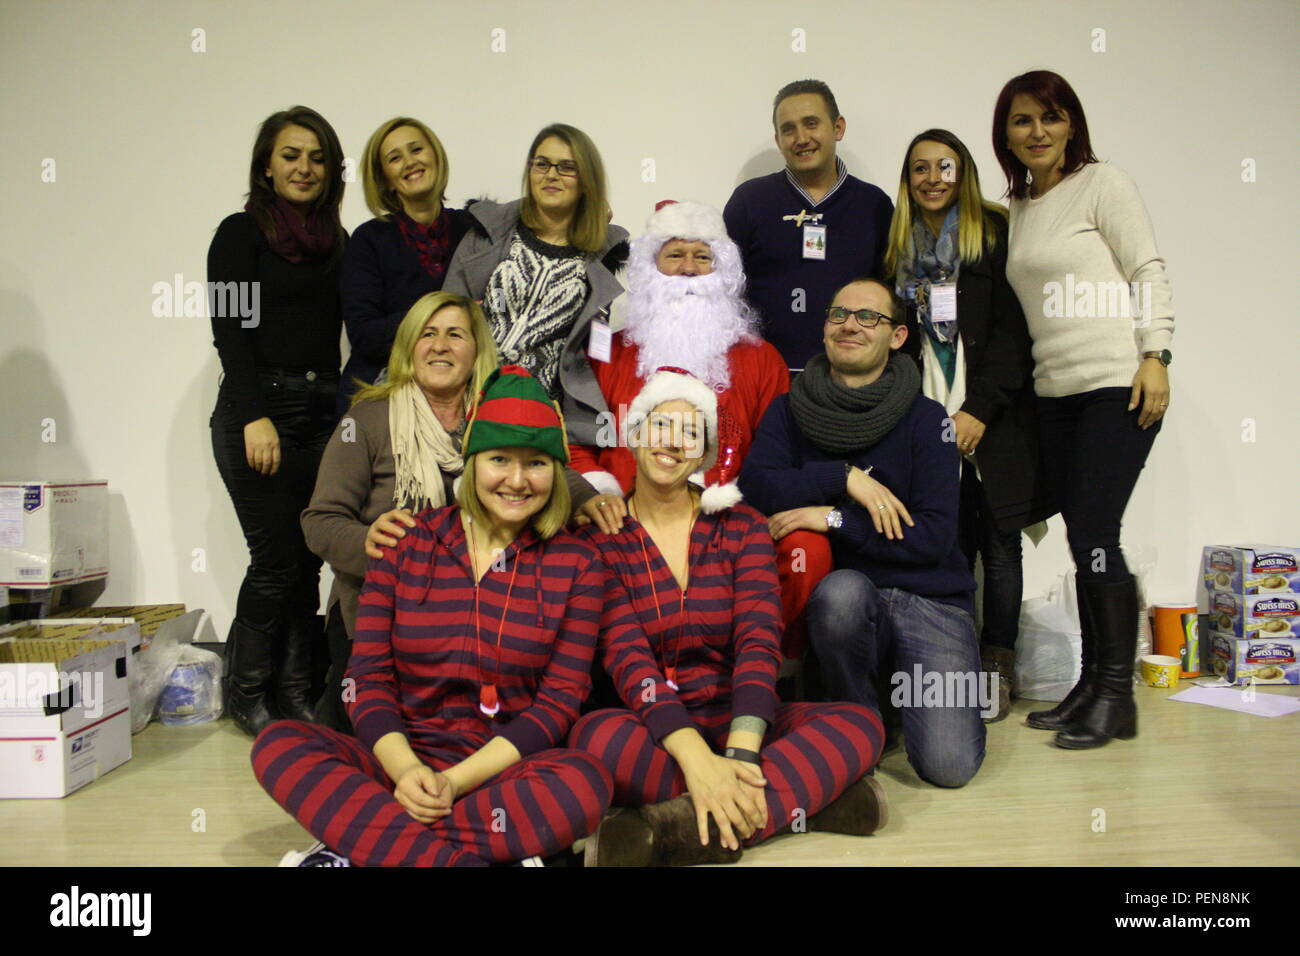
[569,368,889,866]
[253,365,614,866]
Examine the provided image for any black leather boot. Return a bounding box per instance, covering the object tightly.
[1054,576,1139,749]
[225,620,280,737]
[276,612,321,723]
[313,605,354,735]
[1026,575,1096,731]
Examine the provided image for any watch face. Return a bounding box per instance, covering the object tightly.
[1162,349,1172,366]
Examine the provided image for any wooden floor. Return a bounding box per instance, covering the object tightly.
[3,683,1297,867]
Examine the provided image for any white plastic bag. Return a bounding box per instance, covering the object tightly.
[127,626,186,734]
[1015,573,1081,702]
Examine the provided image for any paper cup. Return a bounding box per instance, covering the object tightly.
[1150,603,1200,677]
[1140,654,1182,688]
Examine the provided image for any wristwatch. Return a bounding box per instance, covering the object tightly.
[826,508,843,530]
[1142,349,1172,367]
[725,747,762,764]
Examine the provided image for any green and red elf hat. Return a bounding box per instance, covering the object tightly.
[463,364,570,463]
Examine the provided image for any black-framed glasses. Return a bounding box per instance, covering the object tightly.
[826,306,893,328]
[530,158,579,177]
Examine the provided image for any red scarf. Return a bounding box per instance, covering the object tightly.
[249,196,336,264]
[395,208,454,281]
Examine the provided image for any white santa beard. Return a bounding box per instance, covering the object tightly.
[623,272,754,390]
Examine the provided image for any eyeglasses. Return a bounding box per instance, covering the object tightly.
[825,306,894,328]
[530,158,579,178]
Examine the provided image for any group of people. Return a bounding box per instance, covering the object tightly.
[208,70,1174,866]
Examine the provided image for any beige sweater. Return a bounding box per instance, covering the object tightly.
[1007,162,1174,398]
[301,396,597,639]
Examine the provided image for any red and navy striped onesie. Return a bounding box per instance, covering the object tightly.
[570,502,884,844]
[251,505,613,866]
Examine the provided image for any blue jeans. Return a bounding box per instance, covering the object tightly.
[808,570,987,788]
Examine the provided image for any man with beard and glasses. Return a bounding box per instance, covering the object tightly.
[568,200,788,511]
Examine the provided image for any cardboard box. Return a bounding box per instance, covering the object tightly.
[0,481,108,588]
[1207,590,1300,638]
[46,604,212,649]
[0,635,132,798]
[0,618,143,653]
[1208,632,1300,685]
[1202,545,1300,596]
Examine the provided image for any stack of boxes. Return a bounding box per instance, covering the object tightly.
[1201,545,1300,685]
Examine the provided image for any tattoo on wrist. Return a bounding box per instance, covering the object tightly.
[728,716,768,738]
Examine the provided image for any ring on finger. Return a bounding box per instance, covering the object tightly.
[877,504,887,511]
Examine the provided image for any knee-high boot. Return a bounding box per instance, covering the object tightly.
[1054,575,1139,749]
[225,619,280,737]
[276,612,321,723]
[1025,574,1097,731]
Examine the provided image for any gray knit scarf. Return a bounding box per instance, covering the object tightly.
[789,352,921,455]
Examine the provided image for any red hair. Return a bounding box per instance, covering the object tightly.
[992,70,1098,199]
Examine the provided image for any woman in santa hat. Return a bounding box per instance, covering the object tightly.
[570,369,888,866]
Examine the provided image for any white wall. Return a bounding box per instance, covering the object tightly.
[2,0,1297,633]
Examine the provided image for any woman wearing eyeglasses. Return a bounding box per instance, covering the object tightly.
[993,70,1174,749]
[884,128,1041,722]
[444,124,628,459]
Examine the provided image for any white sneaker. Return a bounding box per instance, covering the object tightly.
[519,855,545,867]
[278,841,351,867]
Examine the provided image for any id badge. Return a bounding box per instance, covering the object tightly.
[802,224,827,260]
[587,319,612,363]
[930,281,957,325]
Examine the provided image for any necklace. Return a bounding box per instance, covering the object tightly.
[628,496,695,692]
[467,518,519,718]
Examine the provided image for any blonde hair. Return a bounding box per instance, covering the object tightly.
[361,117,450,219]
[350,291,498,408]
[884,128,1007,279]
[518,123,609,254]
[456,454,571,540]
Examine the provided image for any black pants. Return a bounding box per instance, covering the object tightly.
[1035,387,1161,584]
[211,371,337,635]
[958,463,1024,652]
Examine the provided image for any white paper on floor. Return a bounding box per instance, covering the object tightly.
[1168,686,1300,717]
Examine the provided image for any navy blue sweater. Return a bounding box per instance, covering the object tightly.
[723,167,893,370]
[738,390,975,614]
[338,210,469,413]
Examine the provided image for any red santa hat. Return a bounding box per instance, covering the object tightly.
[642,199,728,245]
[625,367,743,514]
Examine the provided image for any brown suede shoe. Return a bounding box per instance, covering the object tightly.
[808,774,889,836]
[585,797,744,867]
[981,646,1016,723]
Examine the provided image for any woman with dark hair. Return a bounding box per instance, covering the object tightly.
[992,70,1174,749]
[444,123,628,455]
[571,370,887,866]
[254,366,614,867]
[884,128,1041,721]
[208,105,347,737]
[338,117,472,413]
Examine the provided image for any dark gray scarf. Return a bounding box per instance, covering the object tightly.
[789,352,920,455]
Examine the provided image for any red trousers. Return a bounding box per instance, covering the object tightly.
[569,700,883,845]
[777,531,833,659]
[252,721,612,866]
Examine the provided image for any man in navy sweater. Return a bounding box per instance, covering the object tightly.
[739,278,987,788]
[723,80,894,372]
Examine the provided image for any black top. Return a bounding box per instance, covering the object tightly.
[208,211,344,426]
[339,209,470,410]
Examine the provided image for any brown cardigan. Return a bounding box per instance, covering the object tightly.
[301,396,598,639]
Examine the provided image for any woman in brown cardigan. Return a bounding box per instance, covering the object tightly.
[302,290,612,732]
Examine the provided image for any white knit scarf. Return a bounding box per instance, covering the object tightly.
[389,381,465,512]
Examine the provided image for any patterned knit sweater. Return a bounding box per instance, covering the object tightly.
[484,225,588,401]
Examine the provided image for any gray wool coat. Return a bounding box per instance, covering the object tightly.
[443,198,629,447]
